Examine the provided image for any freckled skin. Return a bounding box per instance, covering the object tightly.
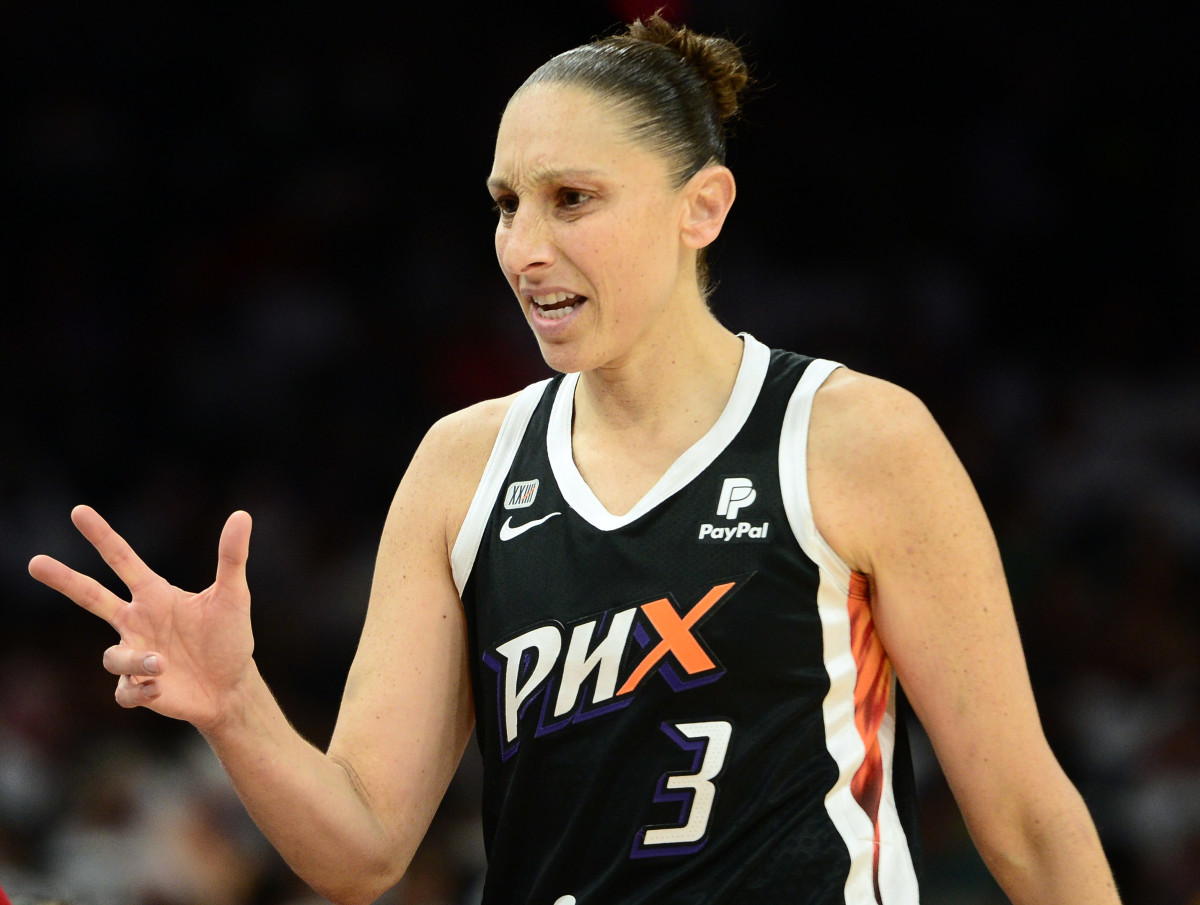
[27,42,1121,905]
[488,84,702,378]
[486,82,745,515]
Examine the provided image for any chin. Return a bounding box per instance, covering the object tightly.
[531,333,599,375]
[536,344,587,375]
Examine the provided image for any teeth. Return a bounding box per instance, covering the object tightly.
[540,303,575,320]
[531,291,577,307]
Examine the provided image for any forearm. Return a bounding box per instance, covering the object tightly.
[199,662,409,905]
[969,777,1121,905]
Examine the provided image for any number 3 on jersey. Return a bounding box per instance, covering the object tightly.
[631,720,732,858]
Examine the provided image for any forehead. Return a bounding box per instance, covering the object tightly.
[488,83,666,189]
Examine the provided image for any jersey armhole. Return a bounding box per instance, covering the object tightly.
[451,379,552,595]
[779,359,854,595]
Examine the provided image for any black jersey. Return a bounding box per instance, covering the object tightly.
[453,335,921,904]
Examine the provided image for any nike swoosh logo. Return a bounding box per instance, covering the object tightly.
[499,512,562,541]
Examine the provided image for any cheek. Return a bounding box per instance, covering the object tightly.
[578,216,650,272]
[619,216,674,277]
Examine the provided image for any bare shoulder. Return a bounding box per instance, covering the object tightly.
[418,393,522,482]
[808,367,966,574]
[810,366,939,442]
[400,392,523,554]
[808,368,948,494]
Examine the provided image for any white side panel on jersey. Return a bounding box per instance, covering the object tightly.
[778,360,920,905]
[451,379,553,595]
[548,333,772,531]
[876,694,916,903]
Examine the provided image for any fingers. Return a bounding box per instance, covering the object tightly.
[70,505,157,593]
[115,674,162,709]
[28,553,126,624]
[106,645,164,708]
[103,644,163,678]
[214,510,252,598]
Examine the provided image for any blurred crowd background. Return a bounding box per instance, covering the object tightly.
[2,1,1196,903]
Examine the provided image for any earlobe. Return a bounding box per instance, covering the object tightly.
[681,165,736,250]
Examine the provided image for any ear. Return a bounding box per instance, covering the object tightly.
[679,165,736,250]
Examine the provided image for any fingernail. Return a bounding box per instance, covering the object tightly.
[143,655,160,675]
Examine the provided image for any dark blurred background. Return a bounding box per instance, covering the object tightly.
[2,1,1196,903]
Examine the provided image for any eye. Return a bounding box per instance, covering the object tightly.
[492,194,518,219]
[558,188,591,209]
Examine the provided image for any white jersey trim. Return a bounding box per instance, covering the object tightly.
[451,379,553,595]
[547,334,773,532]
[778,359,920,905]
[876,689,916,904]
[779,358,852,595]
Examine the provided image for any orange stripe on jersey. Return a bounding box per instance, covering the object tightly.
[847,570,891,903]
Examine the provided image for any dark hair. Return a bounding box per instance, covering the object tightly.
[517,14,751,187]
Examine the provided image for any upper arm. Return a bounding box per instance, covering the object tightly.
[324,395,513,857]
[808,371,1067,839]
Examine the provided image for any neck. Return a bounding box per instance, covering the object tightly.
[574,312,745,438]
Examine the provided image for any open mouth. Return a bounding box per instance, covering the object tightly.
[529,291,587,320]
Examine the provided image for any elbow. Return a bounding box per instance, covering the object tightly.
[311,763,420,904]
[325,888,394,905]
[962,777,1118,903]
[312,863,405,905]
[306,842,414,905]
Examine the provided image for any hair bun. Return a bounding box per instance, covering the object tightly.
[627,14,750,123]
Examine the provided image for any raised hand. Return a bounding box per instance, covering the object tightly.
[28,505,257,731]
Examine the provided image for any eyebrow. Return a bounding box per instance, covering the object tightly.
[486,167,605,192]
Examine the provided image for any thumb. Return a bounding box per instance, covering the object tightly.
[214,510,252,597]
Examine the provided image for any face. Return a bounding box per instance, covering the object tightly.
[488,83,696,374]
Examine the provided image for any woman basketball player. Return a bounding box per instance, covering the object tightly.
[29,15,1121,905]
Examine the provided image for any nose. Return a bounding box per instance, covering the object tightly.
[498,206,555,275]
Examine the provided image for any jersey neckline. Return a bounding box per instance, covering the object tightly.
[547,333,771,531]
